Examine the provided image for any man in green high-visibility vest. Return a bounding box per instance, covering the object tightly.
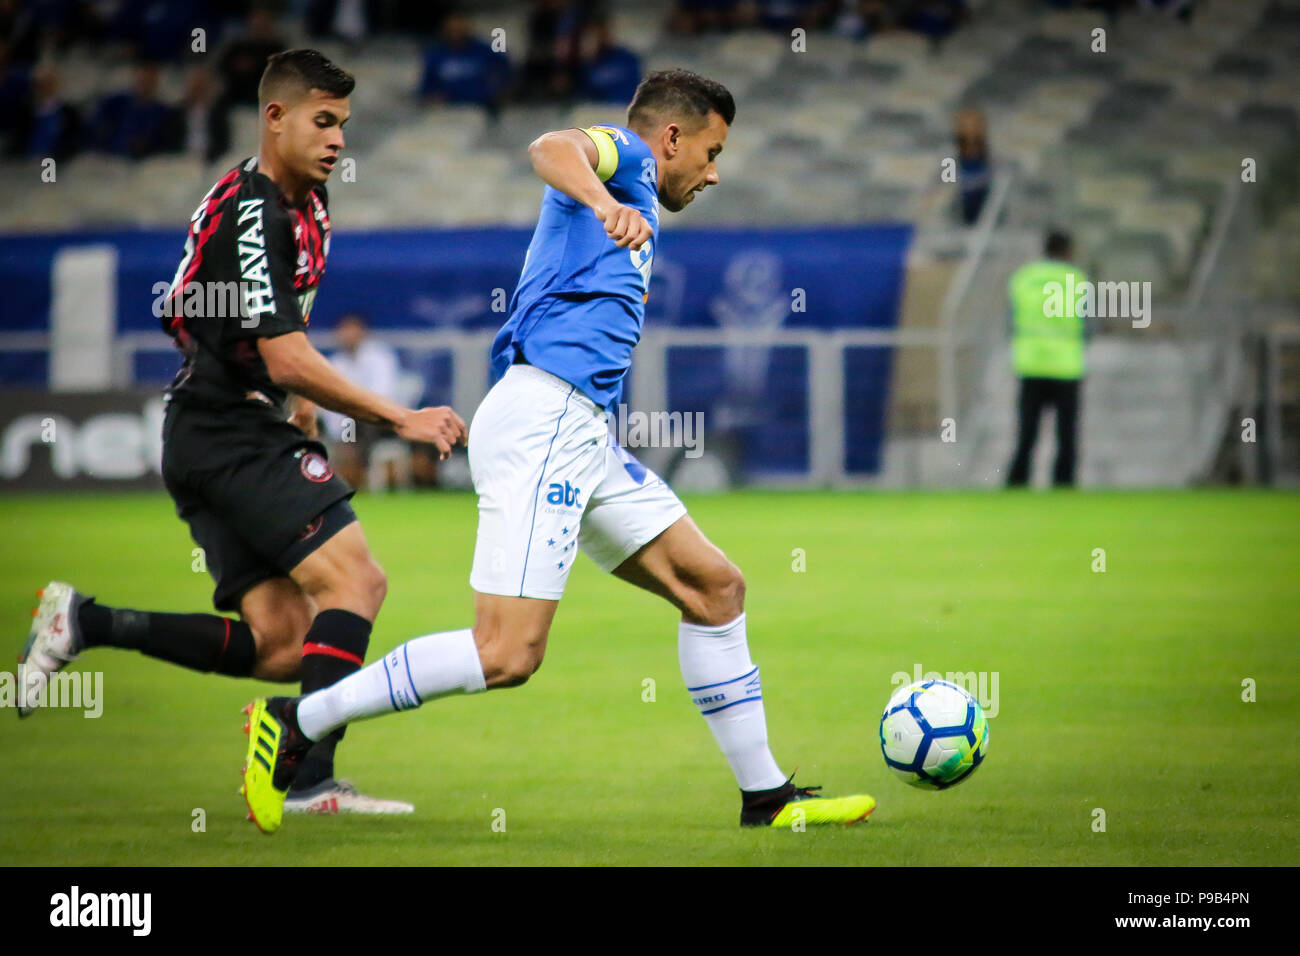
[1006,230,1088,487]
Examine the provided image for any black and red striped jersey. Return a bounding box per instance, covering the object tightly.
[162,156,330,411]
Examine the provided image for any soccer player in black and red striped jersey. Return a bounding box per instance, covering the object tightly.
[17,49,467,814]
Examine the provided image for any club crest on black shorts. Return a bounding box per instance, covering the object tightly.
[298,450,333,483]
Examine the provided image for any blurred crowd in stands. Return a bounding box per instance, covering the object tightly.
[664,0,1196,38]
[0,0,1200,164]
[2,0,649,161]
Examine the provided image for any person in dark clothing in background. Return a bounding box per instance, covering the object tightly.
[0,38,30,151]
[87,61,176,159]
[108,0,221,62]
[218,4,287,107]
[955,106,990,225]
[9,61,80,160]
[577,16,641,104]
[170,63,231,163]
[519,0,589,103]
[418,10,511,112]
[304,0,379,46]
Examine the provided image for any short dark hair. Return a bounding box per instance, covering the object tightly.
[258,48,355,108]
[627,68,735,130]
[1045,229,1072,258]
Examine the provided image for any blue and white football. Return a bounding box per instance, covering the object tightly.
[880,679,989,789]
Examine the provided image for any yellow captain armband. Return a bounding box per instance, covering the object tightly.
[581,127,620,182]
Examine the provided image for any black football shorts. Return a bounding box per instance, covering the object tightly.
[161,400,357,611]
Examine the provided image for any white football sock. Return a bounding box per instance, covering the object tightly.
[678,613,787,792]
[297,627,486,741]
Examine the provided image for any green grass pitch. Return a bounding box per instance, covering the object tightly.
[1,489,1296,866]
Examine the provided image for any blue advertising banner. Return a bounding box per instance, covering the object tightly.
[0,224,910,333]
[0,223,911,476]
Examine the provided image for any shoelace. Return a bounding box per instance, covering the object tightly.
[783,769,822,799]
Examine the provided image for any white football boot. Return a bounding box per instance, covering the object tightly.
[17,581,88,718]
[283,778,415,815]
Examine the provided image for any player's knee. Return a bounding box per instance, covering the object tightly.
[330,555,386,619]
[365,559,388,613]
[690,560,745,625]
[473,623,547,688]
[248,619,307,682]
[256,642,303,682]
[496,647,544,687]
[726,564,747,612]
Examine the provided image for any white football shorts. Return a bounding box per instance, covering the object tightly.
[468,363,688,600]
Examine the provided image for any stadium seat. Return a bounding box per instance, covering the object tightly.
[869,150,945,192]
[859,30,931,68]
[1093,229,1175,302]
[1117,198,1206,279]
[743,72,809,107]
[1074,173,1152,209]
[778,104,862,150]
[1067,207,1118,272]
[1035,9,1108,42]
[714,31,786,78]
[855,184,918,222]
[843,57,903,85]
[474,106,570,152]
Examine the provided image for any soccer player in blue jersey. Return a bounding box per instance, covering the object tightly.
[240,69,876,833]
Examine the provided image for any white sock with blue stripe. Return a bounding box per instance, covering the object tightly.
[679,613,787,792]
[297,628,486,741]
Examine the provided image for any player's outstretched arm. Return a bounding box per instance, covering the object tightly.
[528,129,652,250]
[258,332,467,456]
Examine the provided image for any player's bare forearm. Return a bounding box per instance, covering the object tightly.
[287,394,319,438]
[258,332,468,455]
[259,333,408,429]
[528,130,613,212]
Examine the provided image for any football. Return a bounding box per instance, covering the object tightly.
[880,679,989,789]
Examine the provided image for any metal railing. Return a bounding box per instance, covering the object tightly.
[4,168,1275,487]
[0,172,1028,489]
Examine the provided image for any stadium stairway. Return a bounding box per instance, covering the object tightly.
[947,338,1237,489]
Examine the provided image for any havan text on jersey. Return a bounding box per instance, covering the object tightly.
[236,198,275,324]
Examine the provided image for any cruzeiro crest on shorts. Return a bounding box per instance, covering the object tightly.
[296,449,333,483]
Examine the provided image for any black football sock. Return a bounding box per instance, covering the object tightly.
[78,600,256,677]
[292,735,343,794]
[290,608,372,793]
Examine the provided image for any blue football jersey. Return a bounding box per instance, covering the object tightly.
[491,123,660,408]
